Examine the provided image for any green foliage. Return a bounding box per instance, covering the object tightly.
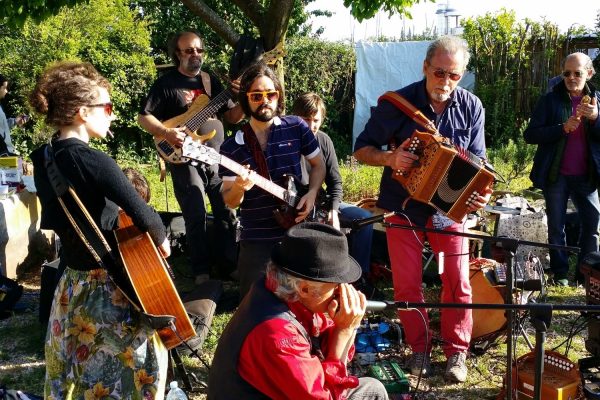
[0,0,156,159]
[342,0,427,23]
[285,36,356,158]
[339,157,383,202]
[487,136,536,194]
[462,9,561,147]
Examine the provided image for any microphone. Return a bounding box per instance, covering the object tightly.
[351,211,397,230]
[365,300,394,312]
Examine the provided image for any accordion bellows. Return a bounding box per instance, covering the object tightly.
[393,130,495,222]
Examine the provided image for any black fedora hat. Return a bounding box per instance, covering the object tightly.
[271,222,361,283]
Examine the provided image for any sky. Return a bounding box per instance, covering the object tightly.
[306,0,600,42]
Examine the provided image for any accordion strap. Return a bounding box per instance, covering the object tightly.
[378,91,438,135]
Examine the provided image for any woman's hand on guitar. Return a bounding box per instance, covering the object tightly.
[295,189,318,223]
[163,127,187,148]
[158,238,171,258]
[387,138,419,173]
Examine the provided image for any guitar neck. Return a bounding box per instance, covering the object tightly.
[219,156,288,203]
[185,89,233,132]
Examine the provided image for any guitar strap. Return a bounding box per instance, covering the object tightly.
[199,71,211,97]
[43,143,173,331]
[241,123,271,179]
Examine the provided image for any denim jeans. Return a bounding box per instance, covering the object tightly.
[346,377,389,400]
[339,202,374,274]
[543,174,600,276]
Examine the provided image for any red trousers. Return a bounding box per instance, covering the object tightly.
[385,214,472,357]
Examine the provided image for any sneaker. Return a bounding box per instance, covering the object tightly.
[408,352,431,376]
[555,278,569,287]
[445,352,468,383]
[553,273,569,287]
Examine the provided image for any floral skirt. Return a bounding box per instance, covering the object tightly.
[44,267,168,400]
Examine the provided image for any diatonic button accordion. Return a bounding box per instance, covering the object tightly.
[393,130,495,222]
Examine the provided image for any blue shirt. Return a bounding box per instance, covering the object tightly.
[354,79,486,225]
[220,116,320,241]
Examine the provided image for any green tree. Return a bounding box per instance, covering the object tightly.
[285,36,355,157]
[4,0,427,60]
[461,9,561,147]
[0,0,155,157]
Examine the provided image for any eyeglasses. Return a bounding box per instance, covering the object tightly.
[430,67,462,81]
[179,47,205,55]
[563,70,585,78]
[246,90,279,103]
[87,102,113,116]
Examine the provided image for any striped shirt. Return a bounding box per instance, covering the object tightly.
[220,116,320,241]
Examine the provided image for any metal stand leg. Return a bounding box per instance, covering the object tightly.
[170,349,195,392]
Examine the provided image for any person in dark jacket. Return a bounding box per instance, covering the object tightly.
[208,222,388,400]
[524,52,600,286]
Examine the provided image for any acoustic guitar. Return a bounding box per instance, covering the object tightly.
[155,43,285,164]
[181,136,329,228]
[114,211,195,349]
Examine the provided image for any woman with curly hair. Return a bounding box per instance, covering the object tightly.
[29,61,171,399]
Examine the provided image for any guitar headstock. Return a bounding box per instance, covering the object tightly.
[181,136,221,165]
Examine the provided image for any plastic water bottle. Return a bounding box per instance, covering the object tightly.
[166,381,187,400]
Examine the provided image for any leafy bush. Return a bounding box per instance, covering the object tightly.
[487,121,536,193]
[0,0,155,160]
[285,37,356,158]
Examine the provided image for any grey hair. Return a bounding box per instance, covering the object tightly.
[563,52,596,78]
[425,35,471,70]
[266,261,327,303]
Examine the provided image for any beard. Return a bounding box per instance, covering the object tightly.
[430,86,452,103]
[183,57,203,74]
[250,105,276,122]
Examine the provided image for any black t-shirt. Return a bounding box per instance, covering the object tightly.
[139,69,228,121]
[30,138,166,271]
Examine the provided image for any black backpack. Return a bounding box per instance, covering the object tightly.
[0,275,23,316]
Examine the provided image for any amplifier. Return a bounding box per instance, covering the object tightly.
[392,130,494,223]
[367,360,410,394]
[512,350,580,400]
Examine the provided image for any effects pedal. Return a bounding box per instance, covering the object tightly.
[367,360,410,394]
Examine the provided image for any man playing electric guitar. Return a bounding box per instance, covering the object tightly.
[220,62,326,299]
[138,30,243,285]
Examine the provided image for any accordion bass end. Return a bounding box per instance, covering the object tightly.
[392,130,495,223]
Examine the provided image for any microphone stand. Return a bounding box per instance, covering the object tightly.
[353,213,580,400]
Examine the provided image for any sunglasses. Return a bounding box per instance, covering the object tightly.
[179,47,204,55]
[246,90,279,103]
[87,102,113,116]
[563,70,585,78]
[430,67,462,81]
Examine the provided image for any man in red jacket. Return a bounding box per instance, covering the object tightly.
[208,222,388,399]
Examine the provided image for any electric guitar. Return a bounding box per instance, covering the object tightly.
[180,136,329,228]
[155,43,285,164]
[114,211,195,349]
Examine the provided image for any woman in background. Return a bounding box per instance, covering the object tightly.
[29,61,170,399]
